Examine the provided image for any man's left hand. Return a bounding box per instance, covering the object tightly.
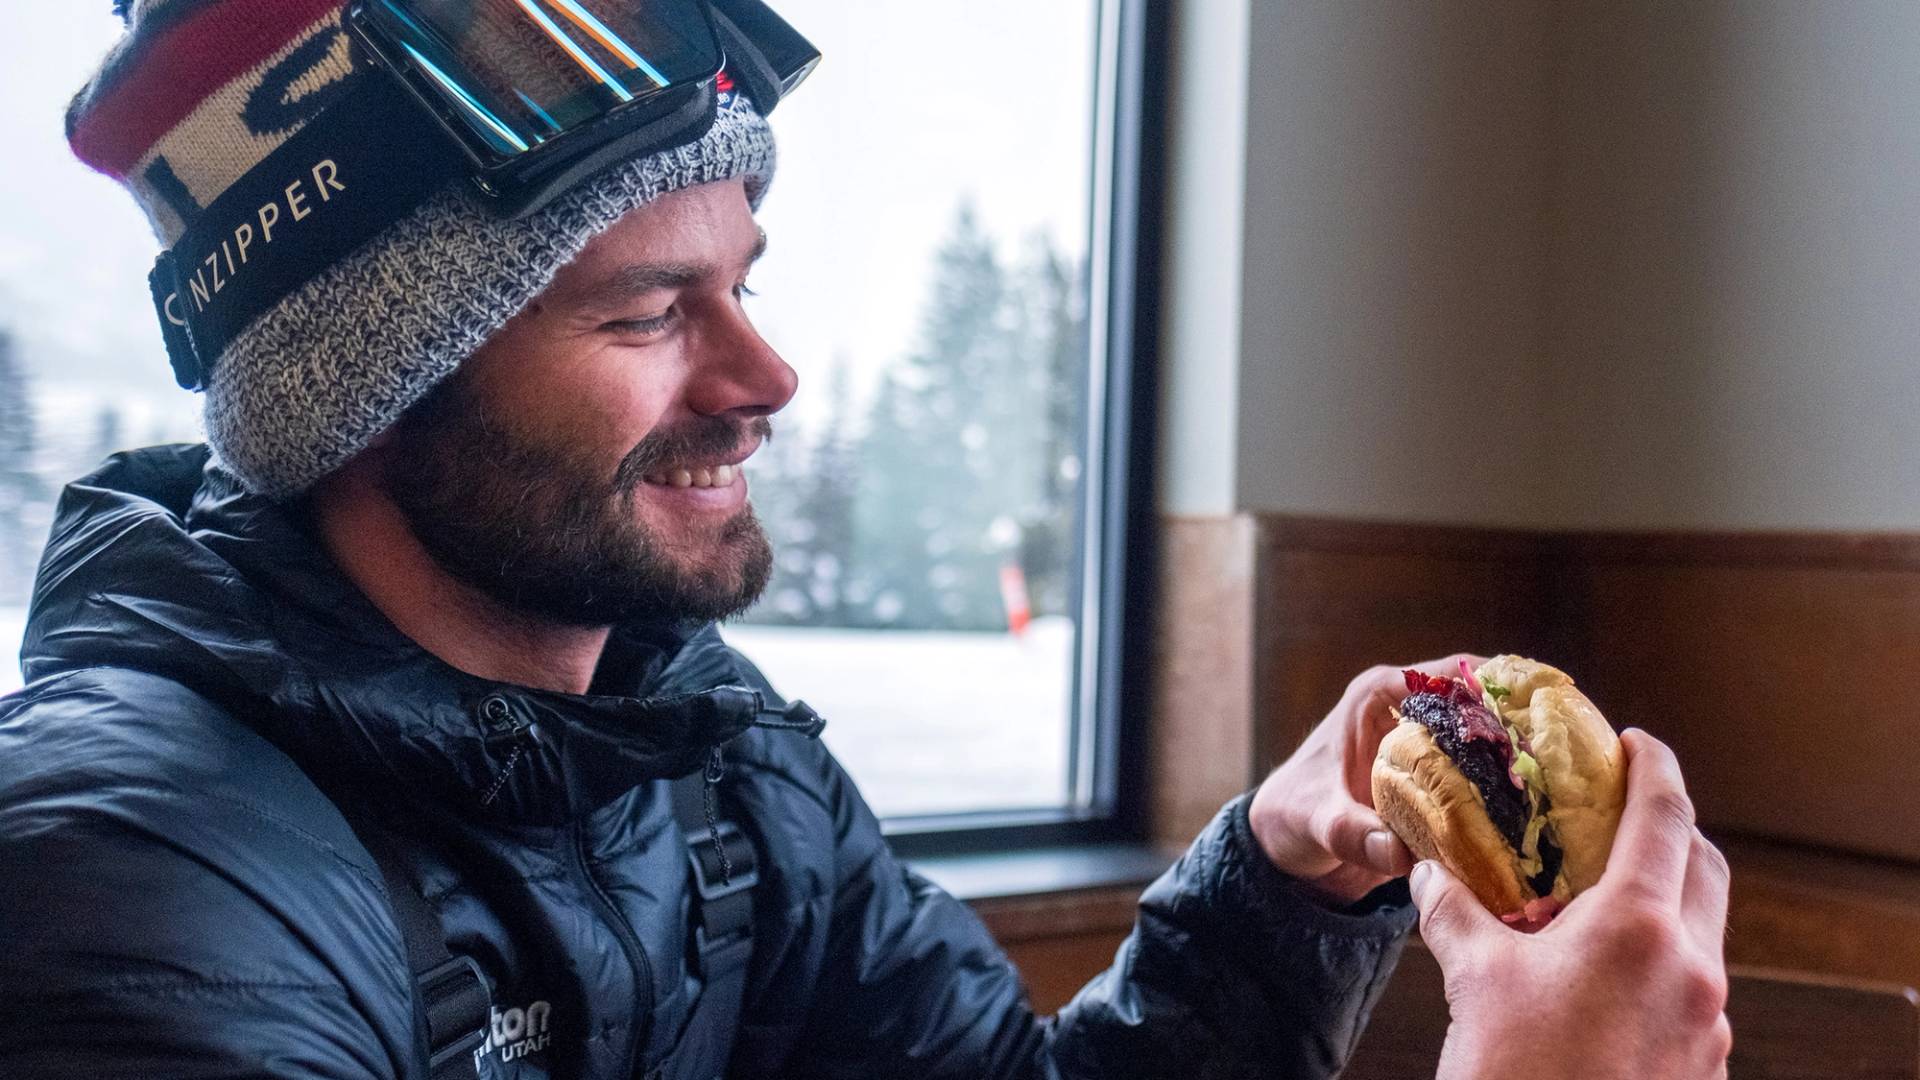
[1247,654,1487,903]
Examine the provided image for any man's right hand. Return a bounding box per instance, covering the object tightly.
[1411,729,1733,1079]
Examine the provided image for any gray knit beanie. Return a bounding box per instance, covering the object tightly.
[68,0,775,497]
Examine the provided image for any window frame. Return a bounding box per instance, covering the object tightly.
[883,0,1168,858]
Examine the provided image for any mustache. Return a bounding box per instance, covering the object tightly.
[614,415,773,490]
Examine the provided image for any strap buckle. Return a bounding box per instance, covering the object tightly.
[686,820,757,975]
[418,953,490,1075]
[687,820,759,902]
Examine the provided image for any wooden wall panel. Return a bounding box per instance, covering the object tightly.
[1213,513,1920,985]
[998,935,1127,1016]
[973,894,1920,1076]
[972,887,1137,1015]
[1345,942,1920,1080]
[1554,536,1920,863]
[1719,835,1920,988]
[1246,517,1920,863]
[1251,516,1555,763]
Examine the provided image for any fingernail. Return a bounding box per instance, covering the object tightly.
[1409,860,1433,894]
[1364,830,1397,873]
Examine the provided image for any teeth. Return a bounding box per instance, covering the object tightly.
[644,464,740,489]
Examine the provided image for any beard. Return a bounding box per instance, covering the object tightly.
[383,376,774,628]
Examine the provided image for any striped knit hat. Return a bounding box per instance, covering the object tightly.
[67,0,777,497]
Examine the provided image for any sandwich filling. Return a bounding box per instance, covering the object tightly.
[1397,668,1564,898]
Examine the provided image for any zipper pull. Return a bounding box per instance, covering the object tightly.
[478,694,532,806]
[479,694,528,744]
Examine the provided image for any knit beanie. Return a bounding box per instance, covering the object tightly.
[67,0,777,497]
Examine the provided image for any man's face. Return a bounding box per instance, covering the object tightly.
[383,177,797,627]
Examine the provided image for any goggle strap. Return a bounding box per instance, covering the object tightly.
[709,8,785,118]
[150,75,462,391]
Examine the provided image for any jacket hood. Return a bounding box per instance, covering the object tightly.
[21,444,782,824]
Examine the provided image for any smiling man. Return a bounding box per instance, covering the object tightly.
[0,2,1733,1078]
[327,184,789,693]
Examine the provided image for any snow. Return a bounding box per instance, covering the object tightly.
[724,619,1073,817]
[0,606,1072,819]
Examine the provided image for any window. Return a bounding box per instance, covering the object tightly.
[0,10,209,687]
[0,0,1156,835]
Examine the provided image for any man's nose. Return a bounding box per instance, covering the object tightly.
[685,304,798,418]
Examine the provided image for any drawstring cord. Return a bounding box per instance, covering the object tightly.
[481,742,526,806]
[703,700,824,885]
[703,745,731,885]
[479,694,531,807]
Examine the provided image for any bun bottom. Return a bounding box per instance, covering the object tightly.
[1371,723,1534,915]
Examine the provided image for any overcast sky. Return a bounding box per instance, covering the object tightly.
[0,0,1097,439]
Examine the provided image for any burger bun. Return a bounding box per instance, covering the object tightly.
[1369,656,1626,915]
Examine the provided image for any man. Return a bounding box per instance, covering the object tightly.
[0,1,1731,1076]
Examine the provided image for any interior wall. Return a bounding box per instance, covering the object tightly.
[1231,0,1554,527]
[1162,0,1920,531]
[1544,1,1920,530]
[1154,0,1250,517]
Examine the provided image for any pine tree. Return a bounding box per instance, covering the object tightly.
[743,357,864,627]
[0,330,43,604]
[1013,239,1089,619]
[852,202,1012,630]
[793,357,860,624]
[89,404,125,469]
[741,408,812,624]
[850,371,930,626]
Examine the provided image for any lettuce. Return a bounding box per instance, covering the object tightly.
[1511,750,1545,792]
[1521,810,1548,862]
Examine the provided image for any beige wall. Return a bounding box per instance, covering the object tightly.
[1162,0,1920,531]
[1545,1,1920,530]
[1157,0,1250,517]
[1234,0,1554,527]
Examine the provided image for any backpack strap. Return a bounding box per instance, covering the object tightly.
[342,773,757,1080]
[665,769,758,1080]
[349,817,491,1080]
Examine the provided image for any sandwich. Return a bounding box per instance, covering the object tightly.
[1370,655,1626,925]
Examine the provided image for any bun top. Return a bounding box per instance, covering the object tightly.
[1476,655,1626,897]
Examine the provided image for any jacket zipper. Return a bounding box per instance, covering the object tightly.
[572,820,653,1080]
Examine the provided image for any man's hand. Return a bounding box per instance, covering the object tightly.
[1414,730,1733,1080]
[1247,655,1484,903]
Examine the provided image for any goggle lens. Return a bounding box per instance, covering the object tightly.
[363,0,721,160]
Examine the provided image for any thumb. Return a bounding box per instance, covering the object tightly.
[1410,860,1504,968]
[1311,803,1415,878]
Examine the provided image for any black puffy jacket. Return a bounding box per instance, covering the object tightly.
[0,446,1415,1078]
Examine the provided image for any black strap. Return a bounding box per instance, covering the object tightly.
[343,777,755,1080]
[149,73,463,391]
[709,8,785,125]
[666,771,758,1080]
[349,819,491,1080]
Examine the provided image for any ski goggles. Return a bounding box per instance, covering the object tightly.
[150,0,817,390]
[348,0,817,215]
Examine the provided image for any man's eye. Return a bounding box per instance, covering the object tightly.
[734,282,759,300]
[607,312,673,335]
